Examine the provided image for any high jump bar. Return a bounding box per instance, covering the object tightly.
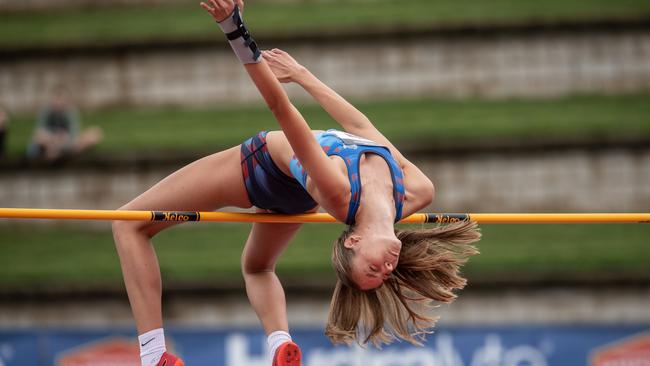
[0,208,649,224]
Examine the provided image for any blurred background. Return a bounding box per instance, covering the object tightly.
[1,0,649,364]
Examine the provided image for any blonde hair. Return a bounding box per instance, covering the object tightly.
[326,220,481,346]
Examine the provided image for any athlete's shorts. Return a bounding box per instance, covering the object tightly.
[240,131,318,214]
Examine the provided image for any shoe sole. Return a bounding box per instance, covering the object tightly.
[157,353,184,366]
[274,342,301,366]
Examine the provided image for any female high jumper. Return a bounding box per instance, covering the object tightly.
[111,1,481,365]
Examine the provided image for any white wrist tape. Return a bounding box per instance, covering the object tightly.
[217,6,262,64]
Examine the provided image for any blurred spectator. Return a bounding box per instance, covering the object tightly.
[27,85,103,161]
[0,106,7,159]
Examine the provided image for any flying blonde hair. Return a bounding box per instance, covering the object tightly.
[326,220,481,346]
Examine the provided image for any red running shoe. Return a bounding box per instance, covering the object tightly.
[273,341,301,366]
[156,352,184,366]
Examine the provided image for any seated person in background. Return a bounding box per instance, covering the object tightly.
[0,106,7,159]
[27,85,103,161]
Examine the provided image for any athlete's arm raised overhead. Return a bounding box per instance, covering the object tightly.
[262,49,375,143]
[263,49,435,212]
[200,0,348,208]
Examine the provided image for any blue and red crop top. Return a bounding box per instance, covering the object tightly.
[289,129,405,225]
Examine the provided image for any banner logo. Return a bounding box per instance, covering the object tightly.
[590,331,650,366]
[225,333,551,366]
[56,337,140,366]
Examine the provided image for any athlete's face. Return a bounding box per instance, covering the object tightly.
[346,233,402,290]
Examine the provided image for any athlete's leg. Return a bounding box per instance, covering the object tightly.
[241,212,302,334]
[112,146,251,334]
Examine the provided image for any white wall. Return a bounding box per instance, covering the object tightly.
[1,148,648,213]
[2,30,649,113]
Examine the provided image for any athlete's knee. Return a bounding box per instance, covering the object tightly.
[241,252,275,275]
[241,259,274,275]
[111,205,156,243]
[111,219,133,241]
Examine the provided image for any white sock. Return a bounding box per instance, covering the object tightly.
[139,328,166,366]
[267,330,292,360]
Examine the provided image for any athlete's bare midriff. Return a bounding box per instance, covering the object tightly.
[264,130,395,206]
[265,130,344,177]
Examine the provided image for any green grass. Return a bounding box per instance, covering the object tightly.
[2,0,650,48]
[0,223,648,289]
[5,94,650,160]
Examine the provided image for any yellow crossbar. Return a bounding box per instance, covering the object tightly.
[0,208,649,224]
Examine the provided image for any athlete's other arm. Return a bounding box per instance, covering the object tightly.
[263,49,434,213]
[200,0,349,214]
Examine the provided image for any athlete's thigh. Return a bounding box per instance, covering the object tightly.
[119,146,251,235]
[242,210,303,272]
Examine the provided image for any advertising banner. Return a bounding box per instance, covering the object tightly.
[1,325,649,366]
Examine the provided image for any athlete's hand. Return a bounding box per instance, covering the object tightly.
[262,48,307,83]
[200,0,244,22]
